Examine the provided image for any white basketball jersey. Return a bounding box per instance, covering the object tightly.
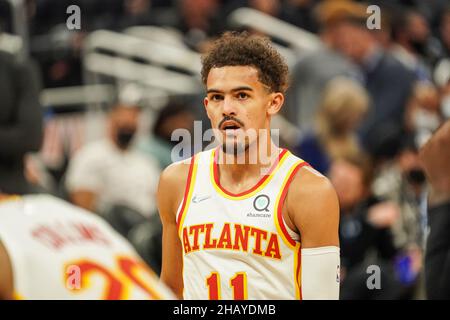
[177,148,309,300]
[0,194,174,300]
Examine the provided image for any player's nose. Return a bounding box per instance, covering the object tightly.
[222,96,237,116]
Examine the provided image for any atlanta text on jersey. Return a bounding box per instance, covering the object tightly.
[181,223,282,259]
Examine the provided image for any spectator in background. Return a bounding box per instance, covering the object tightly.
[65,104,160,219]
[247,0,280,16]
[176,0,221,50]
[224,0,319,32]
[284,0,362,131]
[419,120,450,299]
[437,68,450,120]
[436,7,450,60]
[294,77,369,174]
[373,135,427,251]
[391,9,433,81]
[316,1,416,157]
[329,153,407,299]
[116,0,156,30]
[0,51,43,194]
[404,82,442,146]
[372,135,426,299]
[138,101,195,170]
[282,0,319,33]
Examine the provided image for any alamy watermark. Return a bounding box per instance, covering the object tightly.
[66,5,81,30]
[366,265,381,290]
[66,265,81,290]
[366,5,381,30]
[171,121,281,172]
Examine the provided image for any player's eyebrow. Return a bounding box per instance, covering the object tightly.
[207,86,254,94]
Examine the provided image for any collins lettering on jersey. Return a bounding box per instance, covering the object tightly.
[31,222,111,250]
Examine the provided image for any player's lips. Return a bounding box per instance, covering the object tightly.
[220,120,243,131]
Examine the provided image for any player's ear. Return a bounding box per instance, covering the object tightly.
[204,97,212,120]
[267,92,284,116]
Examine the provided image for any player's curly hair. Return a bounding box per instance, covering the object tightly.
[201,31,289,93]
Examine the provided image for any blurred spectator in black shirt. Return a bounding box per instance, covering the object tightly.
[329,153,409,299]
[372,134,427,299]
[329,154,398,270]
[373,134,428,250]
[0,51,43,194]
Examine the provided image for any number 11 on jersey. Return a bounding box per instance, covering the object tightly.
[206,272,248,300]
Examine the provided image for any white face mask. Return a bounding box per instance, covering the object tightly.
[441,95,450,119]
[413,108,441,132]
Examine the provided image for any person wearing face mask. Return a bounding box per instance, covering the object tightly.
[441,88,450,120]
[391,9,434,82]
[434,60,450,121]
[405,82,443,147]
[372,134,428,298]
[65,104,161,220]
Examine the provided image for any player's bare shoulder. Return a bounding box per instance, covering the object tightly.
[290,166,337,202]
[286,165,340,247]
[157,157,194,221]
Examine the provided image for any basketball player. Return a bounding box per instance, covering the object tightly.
[158,32,340,300]
[0,193,174,300]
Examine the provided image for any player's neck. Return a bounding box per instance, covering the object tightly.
[217,140,281,185]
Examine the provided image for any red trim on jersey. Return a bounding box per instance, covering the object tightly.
[276,161,310,247]
[297,246,302,300]
[176,155,196,230]
[213,148,288,197]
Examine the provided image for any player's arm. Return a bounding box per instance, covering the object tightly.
[157,161,191,299]
[419,120,450,299]
[286,166,340,300]
[0,241,14,300]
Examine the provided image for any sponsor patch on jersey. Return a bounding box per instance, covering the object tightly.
[253,195,270,212]
[246,212,271,218]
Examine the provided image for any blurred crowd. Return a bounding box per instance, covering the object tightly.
[1,0,450,299]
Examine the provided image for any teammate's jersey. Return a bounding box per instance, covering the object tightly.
[177,148,309,300]
[0,194,174,300]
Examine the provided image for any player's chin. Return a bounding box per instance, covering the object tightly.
[221,140,248,155]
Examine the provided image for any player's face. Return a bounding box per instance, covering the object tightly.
[204,66,283,154]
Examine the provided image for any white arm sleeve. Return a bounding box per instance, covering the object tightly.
[301,246,340,300]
